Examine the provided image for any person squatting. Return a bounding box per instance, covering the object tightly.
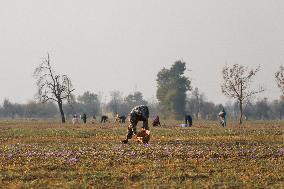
[115,113,126,123]
[101,115,108,123]
[121,105,149,144]
[152,115,161,126]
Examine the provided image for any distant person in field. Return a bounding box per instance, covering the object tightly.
[114,113,126,123]
[91,114,96,124]
[81,113,87,124]
[101,115,108,123]
[152,115,161,127]
[185,114,192,126]
[114,113,120,122]
[72,114,79,124]
[121,105,149,144]
[218,108,227,127]
[118,115,126,123]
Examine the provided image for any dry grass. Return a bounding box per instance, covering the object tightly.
[0,120,283,188]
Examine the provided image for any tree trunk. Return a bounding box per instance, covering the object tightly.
[196,107,199,120]
[239,100,243,125]
[239,81,243,125]
[57,100,66,123]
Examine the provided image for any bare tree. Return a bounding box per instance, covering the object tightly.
[33,54,74,123]
[275,66,284,96]
[221,64,264,124]
[191,87,205,120]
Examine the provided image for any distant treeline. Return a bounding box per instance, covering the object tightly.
[187,88,284,121]
[0,90,283,121]
[1,59,283,122]
[27,57,284,123]
[0,91,150,120]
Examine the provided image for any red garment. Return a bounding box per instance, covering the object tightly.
[152,116,161,126]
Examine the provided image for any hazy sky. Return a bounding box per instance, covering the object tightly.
[0,0,283,104]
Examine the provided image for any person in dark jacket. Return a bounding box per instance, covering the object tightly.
[152,115,161,127]
[101,115,108,123]
[114,113,126,123]
[118,115,126,123]
[185,115,192,126]
[81,113,87,124]
[121,105,149,144]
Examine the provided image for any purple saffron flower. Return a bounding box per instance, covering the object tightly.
[27,151,36,157]
[275,148,284,157]
[67,157,79,164]
[164,148,171,155]
[144,143,150,148]
[6,153,13,159]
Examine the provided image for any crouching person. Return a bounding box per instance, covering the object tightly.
[119,115,126,123]
[101,115,108,123]
[152,115,161,127]
[121,105,149,144]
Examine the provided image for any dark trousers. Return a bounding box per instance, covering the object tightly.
[185,117,192,126]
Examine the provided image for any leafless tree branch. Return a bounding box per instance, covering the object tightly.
[33,53,75,123]
[221,64,264,124]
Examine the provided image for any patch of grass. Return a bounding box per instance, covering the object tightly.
[0,120,283,188]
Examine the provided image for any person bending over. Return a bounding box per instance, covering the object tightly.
[121,105,149,144]
[101,115,108,123]
[119,115,126,123]
[152,115,161,126]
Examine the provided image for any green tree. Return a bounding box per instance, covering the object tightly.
[3,99,16,119]
[125,91,147,108]
[255,98,270,120]
[77,91,101,116]
[187,87,205,120]
[270,98,284,120]
[108,91,123,114]
[156,60,191,119]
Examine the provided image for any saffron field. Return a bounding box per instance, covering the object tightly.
[0,120,283,188]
